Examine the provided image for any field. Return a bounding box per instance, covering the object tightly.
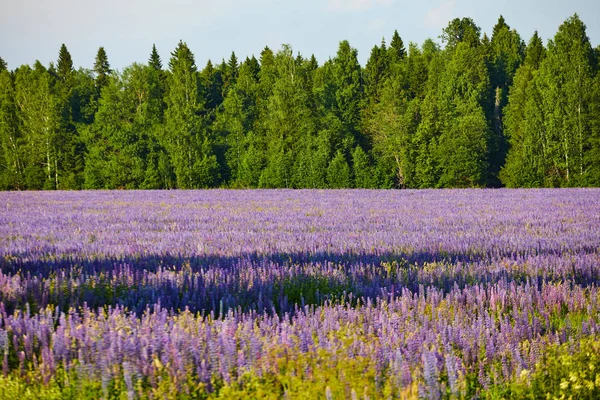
[0,189,599,399]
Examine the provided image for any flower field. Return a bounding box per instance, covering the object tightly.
[0,189,599,399]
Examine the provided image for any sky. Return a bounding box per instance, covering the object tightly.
[1,0,599,71]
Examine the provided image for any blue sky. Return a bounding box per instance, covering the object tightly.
[1,0,598,71]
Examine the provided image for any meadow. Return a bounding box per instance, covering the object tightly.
[0,189,599,399]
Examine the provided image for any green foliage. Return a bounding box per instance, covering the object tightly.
[441,17,481,50]
[436,42,491,187]
[1,14,599,190]
[93,47,111,93]
[389,30,407,62]
[149,44,162,71]
[536,14,596,186]
[333,40,363,140]
[164,41,218,188]
[83,64,165,189]
[13,62,60,189]
[352,145,375,188]
[0,70,23,189]
[327,149,351,188]
[56,44,74,84]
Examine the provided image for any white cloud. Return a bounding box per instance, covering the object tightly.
[424,0,456,29]
[328,0,394,13]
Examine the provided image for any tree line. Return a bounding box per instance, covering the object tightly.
[1,14,599,190]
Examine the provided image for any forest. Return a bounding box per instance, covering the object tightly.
[0,14,599,190]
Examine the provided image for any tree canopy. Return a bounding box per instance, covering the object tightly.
[0,14,598,190]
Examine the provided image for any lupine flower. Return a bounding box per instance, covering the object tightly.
[0,189,598,395]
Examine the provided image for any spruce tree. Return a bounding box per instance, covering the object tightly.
[501,32,547,187]
[389,30,407,62]
[93,47,112,92]
[333,40,363,150]
[363,43,389,107]
[84,64,158,189]
[260,45,314,188]
[244,56,261,81]
[221,51,239,96]
[165,41,218,188]
[56,44,74,83]
[524,31,546,69]
[488,15,525,185]
[148,44,162,70]
[199,60,223,111]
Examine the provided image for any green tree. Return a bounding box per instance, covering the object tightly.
[441,17,481,50]
[389,30,407,62]
[164,41,218,188]
[327,149,351,188]
[436,41,491,187]
[221,51,239,98]
[0,57,7,72]
[501,32,547,187]
[352,145,375,188]
[56,44,74,84]
[536,14,596,186]
[259,45,315,188]
[200,60,223,111]
[83,64,165,189]
[93,47,112,93]
[14,62,60,189]
[487,15,525,185]
[363,41,389,108]
[0,70,24,189]
[333,40,363,149]
[149,44,162,71]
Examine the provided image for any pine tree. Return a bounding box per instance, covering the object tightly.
[149,44,163,70]
[164,41,218,188]
[389,30,407,62]
[94,47,112,92]
[363,43,389,107]
[56,44,74,83]
[221,51,239,96]
[333,40,363,150]
[501,32,547,187]
[524,31,546,69]
[260,45,315,188]
[0,57,7,72]
[487,15,525,186]
[199,60,223,112]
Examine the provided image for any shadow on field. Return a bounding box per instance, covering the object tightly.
[1,247,598,316]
